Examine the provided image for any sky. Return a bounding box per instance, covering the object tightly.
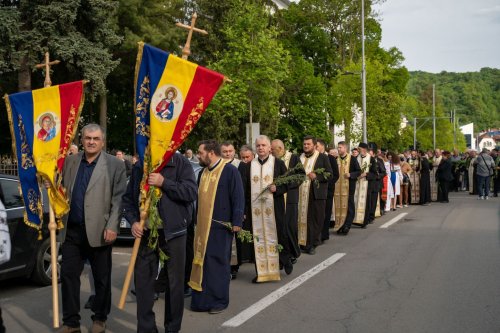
[373,0,500,73]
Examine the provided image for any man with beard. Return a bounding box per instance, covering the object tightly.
[352,143,378,228]
[271,139,302,265]
[315,140,339,242]
[334,141,361,235]
[189,140,244,314]
[243,136,289,282]
[297,136,333,254]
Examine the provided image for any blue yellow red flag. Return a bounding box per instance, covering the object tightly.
[134,43,224,178]
[5,81,85,235]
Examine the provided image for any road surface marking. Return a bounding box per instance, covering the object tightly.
[222,252,346,328]
[112,251,131,256]
[379,212,408,229]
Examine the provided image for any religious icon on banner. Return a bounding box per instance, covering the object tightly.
[36,112,58,142]
[153,86,182,121]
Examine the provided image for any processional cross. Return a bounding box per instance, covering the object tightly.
[35,52,60,88]
[176,12,208,60]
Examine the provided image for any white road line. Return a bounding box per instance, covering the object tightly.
[379,212,408,229]
[112,251,131,256]
[221,252,346,328]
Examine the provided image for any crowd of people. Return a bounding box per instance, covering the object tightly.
[1,123,499,333]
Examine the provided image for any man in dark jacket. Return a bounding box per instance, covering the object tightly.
[436,151,454,203]
[122,152,197,333]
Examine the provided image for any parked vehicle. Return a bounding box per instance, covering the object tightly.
[0,174,59,285]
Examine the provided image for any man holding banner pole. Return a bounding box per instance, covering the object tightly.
[54,124,126,333]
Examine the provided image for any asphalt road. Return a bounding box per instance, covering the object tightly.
[1,192,499,333]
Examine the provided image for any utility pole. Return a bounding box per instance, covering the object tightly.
[432,84,436,150]
[413,117,417,150]
[361,0,367,143]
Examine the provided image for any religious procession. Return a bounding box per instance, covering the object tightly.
[1,1,500,333]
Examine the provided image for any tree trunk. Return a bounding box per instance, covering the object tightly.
[99,92,107,151]
[18,54,31,92]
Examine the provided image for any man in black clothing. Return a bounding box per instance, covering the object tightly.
[315,140,339,241]
[297,136,333,254]
[123,152,197,333]
[436,151,454,203]
[334,141,361,235]
[368,144,385,222]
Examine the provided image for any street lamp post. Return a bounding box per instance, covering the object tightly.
[361,0,367,143]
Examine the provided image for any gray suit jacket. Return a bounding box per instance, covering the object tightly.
[60,151,127,247]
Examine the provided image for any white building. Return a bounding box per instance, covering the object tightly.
[459,123,476,150]
[272,0,291,9]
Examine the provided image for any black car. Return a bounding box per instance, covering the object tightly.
[118,160,203,240]
[0,174,60,285]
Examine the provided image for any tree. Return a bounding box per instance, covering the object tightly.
[187,1,289,147]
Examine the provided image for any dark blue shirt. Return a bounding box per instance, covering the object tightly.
[68,154,99,225]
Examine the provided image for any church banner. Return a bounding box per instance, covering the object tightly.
[5,81,85,235]
[134,42,224,181]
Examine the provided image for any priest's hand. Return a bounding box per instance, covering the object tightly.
[104,229,117,243]
[308,172,317,180]
[131,222,144,238]
[232,226,241,233]
[269,184,277,193]
[148,173,164,187]
[360,172,367,178]
[344,173,350,179]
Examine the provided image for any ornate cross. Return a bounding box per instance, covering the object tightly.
[176,13,208,60]
[35,52,60,87]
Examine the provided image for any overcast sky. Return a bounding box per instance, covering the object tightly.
[373,0,500,73]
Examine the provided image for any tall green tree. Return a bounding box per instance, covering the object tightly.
[187,1,289,147]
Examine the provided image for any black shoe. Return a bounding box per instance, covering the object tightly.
[209,307,227,314]
[284,260,293,275]
[290,257,297,265]
[252,276,259,283]
[307,247,316,255]
[184,287,192,298]
[84,295,95,309]
[340,227,350,235]
[130,289,136,296]
[361,224,367,229]
[231,271,238,280]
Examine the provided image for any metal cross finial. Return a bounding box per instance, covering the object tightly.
[176,13,208,60]
[35,52,60,87]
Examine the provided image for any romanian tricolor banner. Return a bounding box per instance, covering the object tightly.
[5,81,85,234]
[134,43,224,178]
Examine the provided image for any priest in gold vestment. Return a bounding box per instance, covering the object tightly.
[243,135,289,282]
[190,140,244,313]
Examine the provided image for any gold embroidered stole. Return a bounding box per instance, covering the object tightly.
[409,158,420,203]
[251,156,280,282]
[298,150,319,246]
[189,160,228,291]
[353,155,371,225]
[334,154,351,231]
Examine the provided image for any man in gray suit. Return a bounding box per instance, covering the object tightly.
[56,124,127,333]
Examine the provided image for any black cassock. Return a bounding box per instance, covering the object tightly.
[242,157,289,267]
[285,154,303,260]
[322,155,339,240]
[370,157,386,221]
[364,156,379,226]
[419,158,432,204]
[339,155,361,231]
[191,163,245,312]
[304,153,333,249]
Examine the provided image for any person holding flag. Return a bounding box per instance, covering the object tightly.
[120,42,225,333]
[56,124,127,333]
